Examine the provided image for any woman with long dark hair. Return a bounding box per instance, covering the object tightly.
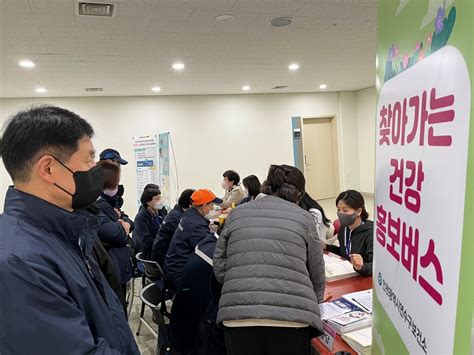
[298,192,333,242]
[239,174,262,204]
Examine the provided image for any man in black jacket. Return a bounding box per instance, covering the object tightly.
[164,189,222,291]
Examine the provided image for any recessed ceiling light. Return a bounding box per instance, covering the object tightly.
[35,87,47,93]
[270,17,293,27]
[152,86,161,92]
[215,14,234,22]
[242,85,250,91]
[172,62,185,71]
[289,63,299,71]
[19,60,35,68]
[319,84,327,89]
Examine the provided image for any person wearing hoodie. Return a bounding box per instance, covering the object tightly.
[327,190,374,276]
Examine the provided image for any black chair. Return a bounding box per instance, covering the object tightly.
[140,282,176,355]
[135,252,171,336]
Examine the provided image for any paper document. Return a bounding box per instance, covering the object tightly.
[343,289,373,313]
[319,298,360,321]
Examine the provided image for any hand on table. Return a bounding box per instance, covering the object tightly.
[349,253,364,271]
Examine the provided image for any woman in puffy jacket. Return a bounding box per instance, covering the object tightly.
[213,164,326,355]
[96,160,134,297]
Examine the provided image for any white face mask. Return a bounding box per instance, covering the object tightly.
[221,182,229,190]
[205,205,218,219]
[104,187,119,197]
[154,202,164,210]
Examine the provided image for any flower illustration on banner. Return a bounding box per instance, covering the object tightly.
[434,7,445,34]
[384,5,456,82]
[402,54,409,69]
[419,49,425,62]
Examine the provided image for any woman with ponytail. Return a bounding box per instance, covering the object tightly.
[213,164,325,355]
[327,190,374,276]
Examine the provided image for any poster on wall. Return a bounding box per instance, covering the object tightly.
[158,132,171,208]
[374,1,472,354]
[133,135,159,205]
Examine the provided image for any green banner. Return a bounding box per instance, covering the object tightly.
[374,1,473,354]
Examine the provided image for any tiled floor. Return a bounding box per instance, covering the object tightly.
[130,195,375,354]
[129,281,159,355]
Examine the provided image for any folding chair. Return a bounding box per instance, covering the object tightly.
[135,252,171,336]
[140,282,176,355]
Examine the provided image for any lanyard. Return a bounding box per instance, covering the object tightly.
[345,228,351,256]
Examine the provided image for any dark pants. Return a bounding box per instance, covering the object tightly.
[224,326,312,355]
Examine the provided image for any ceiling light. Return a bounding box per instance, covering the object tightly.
[35,87,47,93]
[19,60,35,68]
[172,62,185,71]
[152,86,161,92]
[242,85,250,91]
[270,17,293,27]
[214,14,234,22]
[289,63,299,71]
[319,84,327,89]
[85,87,103,92]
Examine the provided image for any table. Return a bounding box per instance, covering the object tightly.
[311,275,373,354]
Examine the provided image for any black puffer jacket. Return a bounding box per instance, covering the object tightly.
[327,220,374,276]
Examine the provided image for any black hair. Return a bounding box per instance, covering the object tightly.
[96,160,120,189]
[223,170,240,185]
[299,192,331,227]
[0,105,94,182]
[336,190,369,221]
[242,175,261,198]
[144,183,159,190]
[262,164,305,203]
[140,184,161,207]
[178,189,195,209]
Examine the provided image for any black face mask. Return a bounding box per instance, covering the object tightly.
[117,184,125,197]
[52,157,104,210]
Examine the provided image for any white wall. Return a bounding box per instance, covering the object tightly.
[356,86,377,194]
[1,92,363,215]
[338,91,361,191]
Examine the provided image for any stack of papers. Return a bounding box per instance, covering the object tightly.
[341,327,372,355]
[319,298,361,321]
[326,311,372,335]
[319,288,373,335]
[324,253,359,281]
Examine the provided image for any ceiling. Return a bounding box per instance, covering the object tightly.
[0,0,377,98]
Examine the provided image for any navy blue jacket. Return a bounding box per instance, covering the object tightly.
[164,207,213,290]
[0,187,139,354]
[96,194,134,284]
[170,234,225,355]
[133,205,167,260]
[151,204,185,266]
